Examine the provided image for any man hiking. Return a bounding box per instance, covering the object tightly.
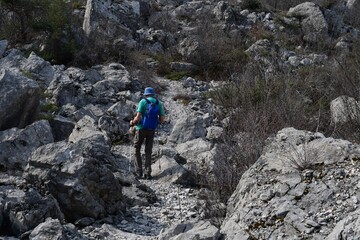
[130,87,165,179]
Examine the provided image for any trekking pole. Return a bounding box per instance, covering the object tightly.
[177,185,183,222]
[157,126,161,170]
[128,127,134,173]
[129,139,132,173]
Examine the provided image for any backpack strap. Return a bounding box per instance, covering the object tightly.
[144,98,159,105]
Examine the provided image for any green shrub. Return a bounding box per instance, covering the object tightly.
[40,103,58,113]
[21,70,33,79]
[0,0,80,65]
[166,71,190,81]
[242,0,262,10]
[154,54,172,76]
[189,17,249,80]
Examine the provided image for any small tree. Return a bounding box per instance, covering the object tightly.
[0,0,46,42]
[0,0,80,65]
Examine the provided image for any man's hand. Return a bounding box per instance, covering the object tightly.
[131,113,141,126]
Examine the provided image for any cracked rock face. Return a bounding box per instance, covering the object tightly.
[221,127,360,239]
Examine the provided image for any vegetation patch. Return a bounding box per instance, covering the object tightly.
[172,94,192,105]
[166,71,190,81]
[40,103,58,113]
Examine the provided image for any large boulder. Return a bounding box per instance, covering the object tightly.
[175,138,218,174]
[0,49,26,70]
[52,79,94,108]
[168,115,206,143]
[159,221,221,240]
[287,2,329,43]
[221,127,360,239]
[29,218,85,240]
[178,36,201,62]
[102,99,135,142]
[48,66,102,94]
[1,187,64,237]
[69,115,108,143]
[83,0,148,41]
[0,69,41,131]
[151,156,194,185]
[0,120,54,171]
[48,116,75,142]
[91,63,132,104]
[330,95,360,125]
[22,52,55,88]
[346,0,360,18]
[24,134,125,222]
[136,28,176,53]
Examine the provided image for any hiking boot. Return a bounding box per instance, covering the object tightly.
[144,174,152,180]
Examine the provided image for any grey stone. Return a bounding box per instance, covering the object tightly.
[0,40,8,57]
[159,221,220,240]
[346,0,360,18]
[287,2,329,43]
[49,116,75,142]
[330,96,360,125]
[0,48,26,69]
[0,120,53,171]
[168,115,206,143]
[74,104,105,121]
[178,37,201,61]
[0,69,41,131]
[206,126,223,141]
[83,0,139,40]
[29,218,85,240]
[69,116,108,143]
[24,134,125,222]
[326,208,360,240]
[65,67,103,85]
[2,188,64,237]
[22,52,55,87]
[152,156,194,185]
[288,56,301,67]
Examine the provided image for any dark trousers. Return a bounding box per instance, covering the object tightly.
[134,129,155,176]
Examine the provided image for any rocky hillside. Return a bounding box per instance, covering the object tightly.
[1,0,360,239]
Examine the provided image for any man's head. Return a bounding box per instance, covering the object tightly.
[143,87,155,96]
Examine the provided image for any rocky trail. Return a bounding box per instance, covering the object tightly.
[103,77,209,239]
[2,0,360,238]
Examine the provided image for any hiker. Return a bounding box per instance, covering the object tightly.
[130,87,165,179]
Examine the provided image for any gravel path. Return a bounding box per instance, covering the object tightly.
[109,77,205,238]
